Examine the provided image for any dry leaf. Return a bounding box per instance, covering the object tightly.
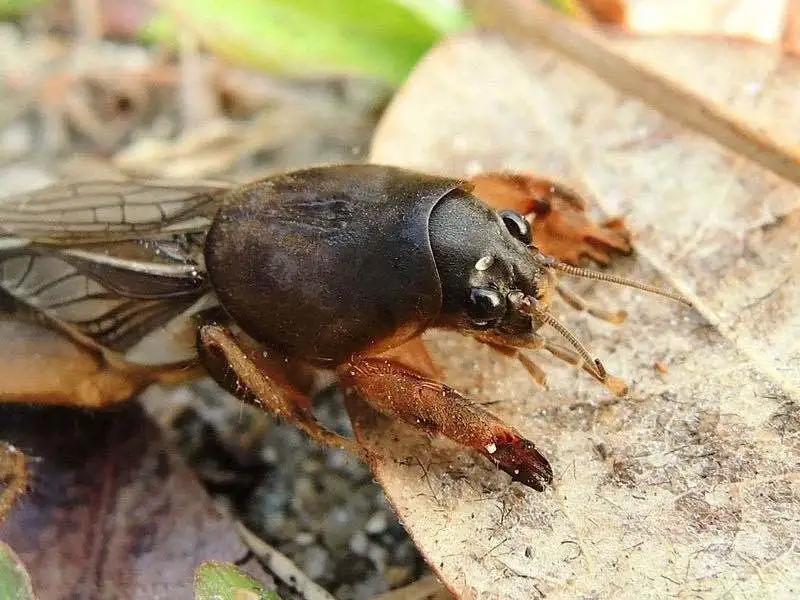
[626,0,787,43]
[355,3,800,598]
[0,320,264,599]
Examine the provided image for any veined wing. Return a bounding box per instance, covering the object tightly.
[0,233,210,355]
[0,179,231,244]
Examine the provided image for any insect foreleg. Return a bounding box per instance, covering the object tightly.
[340,357,553,490]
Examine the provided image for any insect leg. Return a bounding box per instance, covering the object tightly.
[516,352,548,388]
[340,357,552,491]
[472,332,548,388]
[198,324,366,458]
[377,337,441,379]
[469,171,631,265]
[544,340,628,396]
[0,442,27,523]
[555,281,627,324]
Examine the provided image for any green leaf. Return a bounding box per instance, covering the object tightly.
[194,562,280,600]
[156,0,468,84]
[394,0,472,32]
[0,542,34,600]
[0,0,44,18]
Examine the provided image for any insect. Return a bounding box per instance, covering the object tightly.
[0,164,690,493]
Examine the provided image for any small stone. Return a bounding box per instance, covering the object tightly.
[365,511,388,535]
[334,552,375,584]
[365,542,388,570]
[259,446,278,464]
[261,513,297,541]
[299,545,329,581]
[295,532,315,546]
[349,531,369,554]
[322,506,364,550]
[348,573,388,599]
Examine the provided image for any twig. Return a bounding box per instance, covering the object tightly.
[467,0,800,188]
[178,29,220,129]
[371,575,452,600]
[783,0,800,56]
[71,0,103,49]
[236,523,336,600]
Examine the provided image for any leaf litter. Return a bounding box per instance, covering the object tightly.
[354,1,800,598]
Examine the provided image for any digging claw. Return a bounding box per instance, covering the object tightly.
[488,436,553,492]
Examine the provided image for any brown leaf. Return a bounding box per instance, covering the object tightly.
[359,3,800,598]
[0,321,262,599]
[625,0,787,43]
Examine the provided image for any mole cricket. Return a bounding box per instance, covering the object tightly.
[0,164,691,501]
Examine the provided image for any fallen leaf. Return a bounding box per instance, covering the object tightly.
[0,319,266,599]
[356,2,800,598]
[626,0,787,43]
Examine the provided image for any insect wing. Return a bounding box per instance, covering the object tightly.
[0,244,207,353]
[0,179,230,243]
[0,179,227,354]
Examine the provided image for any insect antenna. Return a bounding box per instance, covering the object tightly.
[532,305,599,376]
[536,253,692,307]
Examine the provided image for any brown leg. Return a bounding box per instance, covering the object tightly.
[377,336,441,379]
[474,326,629,396]
[0,442,27,523]
[469,172,631,265]
[340,357,552,491]
[198,324,365,457]
[555,281,627,324]
[472,331,548,388]
[516,353,548,388]
[544,340,628,396]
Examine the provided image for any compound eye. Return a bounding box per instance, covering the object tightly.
[499,210,532,245]
[467,287,506,328]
